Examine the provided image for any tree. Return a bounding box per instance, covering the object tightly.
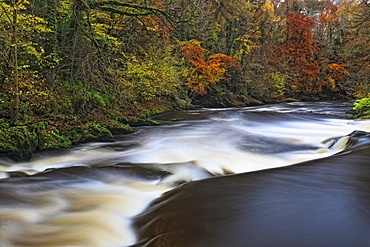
[273,12,322,95]
[239,0,287,101]
[181,39,239,95]
[11,0,19,120]
[312,0,347,93]
[339,0,370,98]
[0,0,51,120]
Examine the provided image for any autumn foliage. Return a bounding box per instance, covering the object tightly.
[181,40,239,94]
[273,12,321,94]
[328,64,347,83]
[0,0,369,124]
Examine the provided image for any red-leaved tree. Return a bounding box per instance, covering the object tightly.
[181,40,239,94]
[273,12,322,95]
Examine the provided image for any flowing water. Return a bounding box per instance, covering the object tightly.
[1,101,370,247]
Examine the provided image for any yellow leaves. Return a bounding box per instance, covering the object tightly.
[235,34,257,57]
[189,39,203,47]
[92,23,122,47]
[0,0,10,6]
[261,0,274,15]
[88,10,126,47]
[235,34,253,43]
[326,77,337,91]
[0,0,51,37]
[243,0,257,10]
[146,27,158,31]
[353,83,370,99]
[18,0,30,5]
[338,0,359,21]
[256,72,286,98]
[141,15,161,32]
[327,63,347,85]
[112,47,187,102]
[328,63,344,71]
[258,0,282,24]
[20,42,44,57]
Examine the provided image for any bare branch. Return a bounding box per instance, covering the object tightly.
[91,0,192,26]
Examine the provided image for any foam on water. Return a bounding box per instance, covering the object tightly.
[0,178,172,247]
[1,101,370,247]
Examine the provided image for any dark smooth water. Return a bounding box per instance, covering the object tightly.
[1,101,370,247]
[133,132,370,247]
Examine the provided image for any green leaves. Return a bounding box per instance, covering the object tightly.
[354,97,370,119]
[121,45,187,102]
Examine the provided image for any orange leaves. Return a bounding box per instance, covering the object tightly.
[273,12,321,94]
[318,1,339,25]
[286,12,316,45]
[181,40,239,94]
[319,9,339,25]
[181,40,208,68]
[328,63,347,82]
[328,63,344,71]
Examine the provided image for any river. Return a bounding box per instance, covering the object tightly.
[1,101,370,247]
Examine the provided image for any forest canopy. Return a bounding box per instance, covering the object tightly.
[0,0,369,122]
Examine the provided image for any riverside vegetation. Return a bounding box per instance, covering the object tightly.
[1,0,369,161]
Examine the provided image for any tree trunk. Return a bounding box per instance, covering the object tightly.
[11,0,19,121]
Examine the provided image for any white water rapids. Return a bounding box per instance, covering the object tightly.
[1,101,370,247]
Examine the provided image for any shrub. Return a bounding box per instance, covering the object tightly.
[354,97,370,118]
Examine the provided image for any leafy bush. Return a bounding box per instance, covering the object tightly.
[354,97,370,118]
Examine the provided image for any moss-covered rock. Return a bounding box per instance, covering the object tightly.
[0,126,38,161]
[38,129,72,150]
[120,117,163,127]
[60,123,115,144]
[103,120,136,135]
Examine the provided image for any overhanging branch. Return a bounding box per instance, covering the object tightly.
[91,0,192,26]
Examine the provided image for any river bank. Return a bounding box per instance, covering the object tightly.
[0,110,165,162]
[1,98,367,162]
[1,101,370,247]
